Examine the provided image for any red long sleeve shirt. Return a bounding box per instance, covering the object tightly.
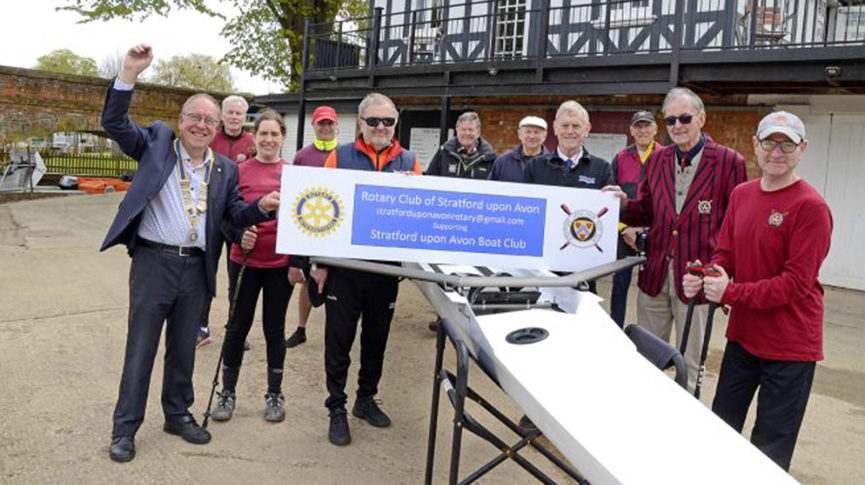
[229,157,290,268]
[711,179,832,361]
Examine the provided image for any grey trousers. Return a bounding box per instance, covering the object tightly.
[637,262,708,393]
[112,243,208,437]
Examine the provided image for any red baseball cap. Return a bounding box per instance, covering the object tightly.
[312,106,338,124]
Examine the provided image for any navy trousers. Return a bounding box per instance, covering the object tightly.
[712,341,816,471]
[112,244,208,438]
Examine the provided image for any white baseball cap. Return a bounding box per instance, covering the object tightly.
[757,111,806,144]
[519,116,548,131]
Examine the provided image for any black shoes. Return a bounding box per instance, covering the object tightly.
[163,415,212,444]
[328,407,351,446]
[352,397,391,428]
[109,436,135,462]
[286,328,307,348]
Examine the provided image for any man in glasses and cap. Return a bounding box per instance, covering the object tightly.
[285,106,340,349]
[488,115,550,182]
[312,93,420,447]
[607,110,663,328]
[604,87,747,393]
[682,111,831,471]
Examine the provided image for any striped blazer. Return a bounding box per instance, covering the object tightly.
[622,135,748,304]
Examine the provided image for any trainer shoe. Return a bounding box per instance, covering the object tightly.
[196,327,212,348]
[352,397,391,428]
[285,328,307,348]
[328,407,351,446]
[264,393,286,422]
[211,390,236,422]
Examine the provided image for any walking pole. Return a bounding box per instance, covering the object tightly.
[679,263,704,356]
[203,251,249,428]
[693,266,721,400]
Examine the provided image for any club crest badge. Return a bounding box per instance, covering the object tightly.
[294,187,344,237]
[560,204,608,252]
[698,199,712,215]
[768,210,785,227]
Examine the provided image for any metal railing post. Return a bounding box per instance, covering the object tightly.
[535,0,551,82]
[410,10,419,64]
[369,7,383,87]
[297,18,312,151]
[669,0,685,87]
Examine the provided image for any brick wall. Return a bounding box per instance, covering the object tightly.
[0,66,245,144]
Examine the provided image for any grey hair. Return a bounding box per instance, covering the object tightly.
[181,93,220,116]
[456,111,481,129]
[663,87,704,114]
[358,92,398,118]
[556,100,589,123]
[222,95,249,113]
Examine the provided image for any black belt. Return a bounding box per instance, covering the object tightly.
[137,237,204,257]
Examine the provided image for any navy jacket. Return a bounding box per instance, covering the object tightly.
[99,85,270,297]
[488,145,550,183]
[523,147,613,189]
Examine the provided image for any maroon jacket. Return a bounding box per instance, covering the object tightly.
[622,135,748,303]
[211,129,255,163]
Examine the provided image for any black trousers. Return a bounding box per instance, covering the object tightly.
[223,262,293,374]
[324,268,399,410]
[112,244,207,438]
[712,341,816,471]
[199,240,234,328]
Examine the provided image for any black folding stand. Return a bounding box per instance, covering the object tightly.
[424,319,590,485]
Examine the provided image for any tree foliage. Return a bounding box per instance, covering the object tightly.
[61,0,367,90]
[151,54,235,92]
[35,49,98,77]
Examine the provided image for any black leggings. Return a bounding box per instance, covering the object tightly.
[223,262,294,381]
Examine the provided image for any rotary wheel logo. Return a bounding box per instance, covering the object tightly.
[294,187,344,237]
[560,204,608,252]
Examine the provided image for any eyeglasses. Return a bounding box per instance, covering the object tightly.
[664,115,694,126]
[760,139,799,154]
[360,117,397,128]
[184,113,220,127]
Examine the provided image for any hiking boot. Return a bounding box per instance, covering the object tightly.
[264,393,286,422]
[196,327,212,348]
[285,328,307,348]
[352,397,391,428]
[211,390,236,422]
[328,407,351,446]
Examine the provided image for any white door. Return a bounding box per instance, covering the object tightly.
[799,113,865,291]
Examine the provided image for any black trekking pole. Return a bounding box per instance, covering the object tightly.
[693,265,722,399]
[694,302,719,399]
[679,263,705,357]
[203,251,249,428]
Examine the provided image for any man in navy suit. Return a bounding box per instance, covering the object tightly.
[102,44,280,463]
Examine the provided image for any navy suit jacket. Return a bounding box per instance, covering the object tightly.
[100,85,270,297]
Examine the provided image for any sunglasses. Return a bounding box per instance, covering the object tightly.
[664,115,694,126]
[760,139,799,154]
[360,116,397,127]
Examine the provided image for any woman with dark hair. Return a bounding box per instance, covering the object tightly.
[212,109,303,423]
